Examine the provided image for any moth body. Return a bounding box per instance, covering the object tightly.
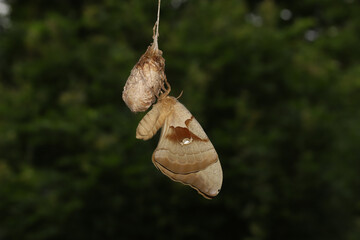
[136,96,223,199]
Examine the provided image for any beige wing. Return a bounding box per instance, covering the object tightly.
[152,99,219,174]
[154,160,222,199]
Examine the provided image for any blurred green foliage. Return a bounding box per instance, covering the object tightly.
[1,0,360,239]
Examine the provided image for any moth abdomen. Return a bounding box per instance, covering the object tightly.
[136,107,166,140]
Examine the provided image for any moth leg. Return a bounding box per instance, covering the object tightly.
[159,77,171,100]
[154,86,160,99]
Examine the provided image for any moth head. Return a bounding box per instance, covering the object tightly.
[157,95,177,111]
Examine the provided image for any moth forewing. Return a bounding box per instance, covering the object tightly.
[152,100,218,174]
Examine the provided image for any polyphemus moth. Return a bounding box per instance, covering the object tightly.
[136,95,223,199]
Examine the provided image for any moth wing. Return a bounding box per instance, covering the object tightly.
[152,99,218,174]
[154,160,223,199]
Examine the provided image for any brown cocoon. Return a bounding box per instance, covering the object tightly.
[122,44,165,112]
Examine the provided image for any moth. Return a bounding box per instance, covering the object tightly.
[136,95,223,199]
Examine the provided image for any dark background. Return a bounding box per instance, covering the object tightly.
[1,0,360,239]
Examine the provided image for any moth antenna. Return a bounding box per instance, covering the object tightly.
[176,90,184,99]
